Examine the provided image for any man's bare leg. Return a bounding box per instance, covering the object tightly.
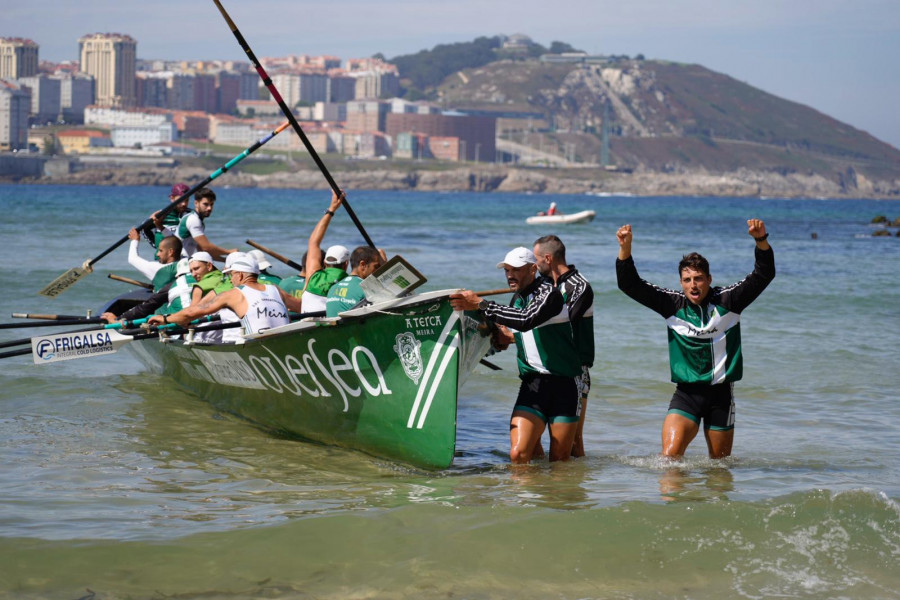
[509,411,545,464]
[661,412,700,458]
[703,428,734,458]
[548,421,578,462]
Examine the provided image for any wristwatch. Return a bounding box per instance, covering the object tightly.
[754,233,769,242]
[478,299,490,311]
[324,209,335,216]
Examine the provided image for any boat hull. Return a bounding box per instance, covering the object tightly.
[526,209,596,225]
[123,291,490,469]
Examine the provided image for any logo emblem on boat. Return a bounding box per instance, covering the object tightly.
[394,332,423,384]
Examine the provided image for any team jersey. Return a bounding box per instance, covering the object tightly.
[166,274,195,313]
[151,262,179,293]
[278,275,306,299]
[556,266,595,368]
[326,275,364,317]
[177,212,205,258]
[258,271,282,286]
[238,284,290,333]
[302,267,348,312]
[616,247,775,384]
[480,277,581,378]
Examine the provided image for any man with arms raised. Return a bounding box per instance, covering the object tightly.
[450,247,582,463]
[149,253,303,337]
[533,235,594,457]
[176,187,237,260]
[302,190,350,312]
[615,219,775,459]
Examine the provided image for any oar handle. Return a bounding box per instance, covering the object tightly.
[471,288,514,296]
[212,0,375,248]
[108,274,153,289]
[246,239,303,272]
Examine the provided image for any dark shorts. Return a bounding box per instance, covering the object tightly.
[668,382,735,431]
[513,373,580,424]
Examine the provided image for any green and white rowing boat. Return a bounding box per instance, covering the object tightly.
[118,290,492,470]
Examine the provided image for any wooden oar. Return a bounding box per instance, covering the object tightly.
[38,121,291,299]
[472,288,513,296]
[212,0,376,249]
[108,274,153,289]
[246,239,303,272]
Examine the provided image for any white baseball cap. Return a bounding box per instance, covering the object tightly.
[247,249,272,271]
[324,244,350,265]
[175,258,190,277]
[497,247,537,269]
[189,251,214,265]
[223,253,259,275]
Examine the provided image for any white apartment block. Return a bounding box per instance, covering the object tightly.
[85,106,171,128]
[110,122,177,148]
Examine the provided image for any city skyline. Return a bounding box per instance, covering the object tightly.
[4,0,900,149]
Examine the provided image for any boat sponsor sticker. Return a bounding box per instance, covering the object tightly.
[192,349,267,390]
[31,329,126,364]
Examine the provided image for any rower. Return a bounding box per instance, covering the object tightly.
[148,253,303,339]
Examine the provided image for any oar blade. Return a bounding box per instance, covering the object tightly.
[38,266,89,298]
[31,329,134,365]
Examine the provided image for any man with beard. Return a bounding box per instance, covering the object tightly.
[615,219,775,459]
[450,247,582,463]
[533,235,594,458]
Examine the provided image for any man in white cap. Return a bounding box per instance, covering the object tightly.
[302,190,350,313]
[188,251,232,306]
[149,253,303,337]
[450,247,582,464]
[247,249,282,285]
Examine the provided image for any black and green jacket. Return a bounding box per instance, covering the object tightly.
[480,277,582,379]
[616,247,775,384]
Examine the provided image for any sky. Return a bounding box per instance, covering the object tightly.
[5,0,900,150]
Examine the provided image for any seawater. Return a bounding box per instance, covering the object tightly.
[1,183,898,599]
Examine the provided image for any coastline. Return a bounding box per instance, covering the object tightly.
[4,162,899,199]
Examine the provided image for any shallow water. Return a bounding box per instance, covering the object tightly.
[1,184,899,598]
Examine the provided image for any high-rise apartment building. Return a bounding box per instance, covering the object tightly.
[0,38,39,80]
[0,79,30,150]
[78,33,137,107]
[18,75,61,124]
[55,73,95,124]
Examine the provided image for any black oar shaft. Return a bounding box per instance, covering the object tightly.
[0,317,104,330]
[0,347,31,359]
[212,0,376,249]
[0,324,104,349]
[12,313,87,320]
